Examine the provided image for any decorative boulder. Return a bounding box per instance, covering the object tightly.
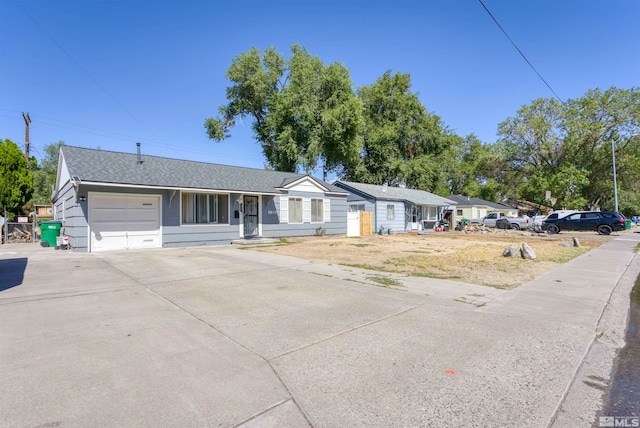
[503,247,519,257]
[573,237,580,247]
[502,247,520,257]
[521,242,536,260]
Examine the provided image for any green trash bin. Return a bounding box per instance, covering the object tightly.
[39,221,62,247]
[626,219,632,230]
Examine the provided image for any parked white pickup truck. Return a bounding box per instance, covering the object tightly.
[471,212,530,230]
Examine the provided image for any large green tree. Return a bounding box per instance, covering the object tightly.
[0,138,34,214]
[436,134,506,200]
[31,141,64,205]
[497,87,640,212]
[205,45,364,175]
[342,71,455,191]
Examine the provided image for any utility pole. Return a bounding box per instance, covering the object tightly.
[22,112,31,167]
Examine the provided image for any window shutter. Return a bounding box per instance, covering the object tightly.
[323,198,331,222]
[279,197,288,223]
[303,198,311,223]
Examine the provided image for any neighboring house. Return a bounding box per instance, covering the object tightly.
[446,195,517,223]
[333,181,454,233]
[52,146,348,252]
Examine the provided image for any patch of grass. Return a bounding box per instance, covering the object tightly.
[352,243,371,248]
[635,243,640,253]
[366,275,403,288]
[536,247,591,263]
[309,272,333,278]
[341,262,387,272]
[486,283,510,290]
[410,272,462,280]
[468,293,485,297]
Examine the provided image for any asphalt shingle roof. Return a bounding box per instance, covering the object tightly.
[61,146,345,194]
[446,194,512,210]
[335,181,454,206]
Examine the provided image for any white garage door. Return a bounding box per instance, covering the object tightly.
[90,193,161,252]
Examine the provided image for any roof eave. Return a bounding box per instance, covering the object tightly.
[79,181,282,196]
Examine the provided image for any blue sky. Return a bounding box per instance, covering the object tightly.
[1,0,638,175]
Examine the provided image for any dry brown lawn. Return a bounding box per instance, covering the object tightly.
[249,230,615,289]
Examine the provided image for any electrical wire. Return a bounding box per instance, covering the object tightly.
[477,0,565,104]
[1,109,266,164]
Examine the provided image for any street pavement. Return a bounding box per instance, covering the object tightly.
[1,230,639,427]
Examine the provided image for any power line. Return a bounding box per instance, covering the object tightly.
[14,1,182,158]
[1,110,266,164]
[477,0,565,104]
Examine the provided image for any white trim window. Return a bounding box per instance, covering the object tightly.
[349,204,365,212]
[387,204,395,220]
[182,193,229,224]
[288,197,303,224]
[427,206,438,221]
[311,198,324,223]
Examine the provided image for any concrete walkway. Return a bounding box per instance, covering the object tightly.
[1,230,638,427]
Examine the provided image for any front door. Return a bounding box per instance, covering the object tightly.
[244,195,259,237]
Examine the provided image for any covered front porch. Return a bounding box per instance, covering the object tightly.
[405,204,449,231]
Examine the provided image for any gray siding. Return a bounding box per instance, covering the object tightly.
[347,199,375,212]
[375,200,406,234]
[164,191,241,247]
[262,192,347,238]
[162,224,239,247]
[52,181,88,251]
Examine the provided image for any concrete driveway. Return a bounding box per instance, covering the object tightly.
[1,233,639,427]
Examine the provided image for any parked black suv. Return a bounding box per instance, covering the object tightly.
[543,211,626,235]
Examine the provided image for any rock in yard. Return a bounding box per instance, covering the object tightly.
[503,247,519,257]
[573,237,580,247]
[559,242,572,247]
[521,242,536,260]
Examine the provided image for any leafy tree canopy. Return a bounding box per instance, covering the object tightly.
[31,141,64,206]
[341,71,455,191]
[0,138,34,214]
[497,86,640,213]
[205,45,364,174]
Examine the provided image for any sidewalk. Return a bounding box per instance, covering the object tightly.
[475,230,640,426]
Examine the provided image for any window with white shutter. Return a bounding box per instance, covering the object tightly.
[279,197,289,223]
[303,198,311,223]
[323,199,331,222]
